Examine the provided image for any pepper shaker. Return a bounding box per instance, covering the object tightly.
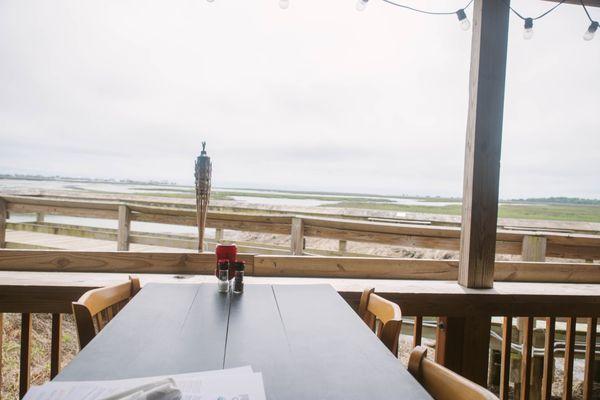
[233,261,245,294]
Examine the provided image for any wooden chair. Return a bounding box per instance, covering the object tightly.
[358,288,402,355]
[408,346,498,400]
[72,276,141,349]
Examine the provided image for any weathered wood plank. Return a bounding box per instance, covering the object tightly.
[458,0,511,288]
[563,317,576,400]
[520,317,534,400]
[0,250,253,274]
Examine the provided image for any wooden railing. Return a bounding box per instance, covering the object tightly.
[1,195,600,261]
[0,250,599,399]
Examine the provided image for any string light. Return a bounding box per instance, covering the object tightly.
[456,9,471,31]
[379,0,474,31]
[356,0,368,12]
[581,0,599,41]
[523,17,534,40]
[279,0,290,9]
[584,20,599,40]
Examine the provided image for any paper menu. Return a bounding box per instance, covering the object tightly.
[23,366,266,400]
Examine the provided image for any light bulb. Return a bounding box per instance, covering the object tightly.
[279,0,289,9]
[356,0,368,12]
[523,18,534,40]
[583,21,599,41]
[456,9,470,31]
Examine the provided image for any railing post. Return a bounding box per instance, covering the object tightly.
[290,217,304,255]
[338,240,347,254]
[35,213,45,224]
[435,316,491,386]
[215,228,223,242]
[19,313,32,399]
[522,235,547,262]
[117,204,131,251]
[0,198,6,248]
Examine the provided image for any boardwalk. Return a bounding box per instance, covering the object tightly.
[5,229,185,252]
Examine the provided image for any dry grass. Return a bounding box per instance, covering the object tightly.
[1,313,79,400]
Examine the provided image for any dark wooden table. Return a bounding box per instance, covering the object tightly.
[57,283,432,399]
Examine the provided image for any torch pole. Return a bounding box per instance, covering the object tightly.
[194,142,212,252]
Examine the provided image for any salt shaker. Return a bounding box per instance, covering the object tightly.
[217,260,230,293]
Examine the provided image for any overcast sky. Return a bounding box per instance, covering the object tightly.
[0,0,598,198]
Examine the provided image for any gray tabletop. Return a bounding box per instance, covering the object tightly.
[57,283,432,399]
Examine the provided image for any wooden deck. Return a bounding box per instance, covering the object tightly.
[5,229,185,252]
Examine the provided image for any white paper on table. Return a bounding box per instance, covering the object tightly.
[23,366,265,400]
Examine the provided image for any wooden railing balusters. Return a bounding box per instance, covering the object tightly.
[413,316,423,348]
[0,312,3,396]
[583,317,597,400]
[562,317,576,400]
[541,317,555,400]
[50,314,62,379]
[499,316,512,400]
[520,317,534,400]
[19,313,32,399]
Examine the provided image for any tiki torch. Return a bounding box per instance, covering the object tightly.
[194,142,212,252]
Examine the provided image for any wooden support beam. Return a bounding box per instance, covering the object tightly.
[117,205,131,251]
[458,0,510,289]
[19,313,32,399]
[50,313,62,379]
[290,217,304,256]
[522,235,547,262]
[435,316,491,386]
[0,198,6,249]
[338,240,347,254]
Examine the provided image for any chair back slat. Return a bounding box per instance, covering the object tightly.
[408,346,498,400]
[72,276,140,349]
[358,288,402,355]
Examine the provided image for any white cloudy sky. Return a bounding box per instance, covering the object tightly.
[0,0,598,198]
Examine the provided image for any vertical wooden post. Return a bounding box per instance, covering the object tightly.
[458,0,510,289]
[290,217,304,255]
[19,313,32,399]
[435,316,491,386]
[522,235,547,262]
[338,240,347,254]
[35,213,44,224]
[50,314,62,379]
[117,204,131,251]
[215,228,224,242]
[0,198,6,248]
[499,316,513,400]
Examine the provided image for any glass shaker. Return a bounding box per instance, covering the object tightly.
[233,261,245,294]
[217,260,230,293]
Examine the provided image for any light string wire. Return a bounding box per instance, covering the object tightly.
[379,0,473,15]
[499,0,567,21]
[580,0,597,22]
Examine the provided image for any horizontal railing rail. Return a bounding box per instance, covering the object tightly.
[1,195,599,261]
